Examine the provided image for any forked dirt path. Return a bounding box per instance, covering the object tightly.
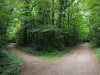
[8,43,100,75]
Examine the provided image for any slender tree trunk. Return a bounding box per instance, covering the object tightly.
[58,0,63,28]
[58,0,68,28]
[52,0,55,25]
[67,7,70,28]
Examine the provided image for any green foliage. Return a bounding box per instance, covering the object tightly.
[87,0,100,47]
[7,19,21,43]
[94,48,100,61]
[0,35,7,48]
[0,0,13,47]
[16,0,90,51]
[18,25,65,51]
[79,24,90,42]
[0,48,22,75]
[0,0,91,50]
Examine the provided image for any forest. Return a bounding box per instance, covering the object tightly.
[0,0,100,75]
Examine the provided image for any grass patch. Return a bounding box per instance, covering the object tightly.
[18,47,71,61]
[0,48,22,75]
[94,48,100,61]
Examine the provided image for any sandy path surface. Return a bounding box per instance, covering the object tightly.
[8,43,100,75]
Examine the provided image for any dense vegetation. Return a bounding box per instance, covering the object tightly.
[82,0,100,47]
[0,0,22,75]
[18,47,71,61]
[8,0,90,50]
[0,48,22,75]
[0,0,100,74]
[82,0,100,61]
[88,0,100,47]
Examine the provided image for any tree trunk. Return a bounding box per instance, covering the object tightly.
[52,0,55,25]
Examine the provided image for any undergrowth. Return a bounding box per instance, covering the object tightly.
[0,48,22,75]
[18,47,71,61]
[94,48,100,61]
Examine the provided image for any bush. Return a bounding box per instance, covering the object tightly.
[0,48,22,75]
[94,48,100,61]
[91,27,100,47]
[18,25,66,51]
[0,35,7,48]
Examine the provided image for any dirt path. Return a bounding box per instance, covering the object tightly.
[8,43,100,75]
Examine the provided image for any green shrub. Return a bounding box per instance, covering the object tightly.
[91,27,100,47]
[0,48,22,75]
[94,48,100,61]
[0,35,7,48]
[18,25,66,51]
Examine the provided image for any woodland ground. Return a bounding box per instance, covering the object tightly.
[18,46,71,61]
[8,43,100,75]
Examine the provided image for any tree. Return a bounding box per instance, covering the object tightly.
[52,0,55,25]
